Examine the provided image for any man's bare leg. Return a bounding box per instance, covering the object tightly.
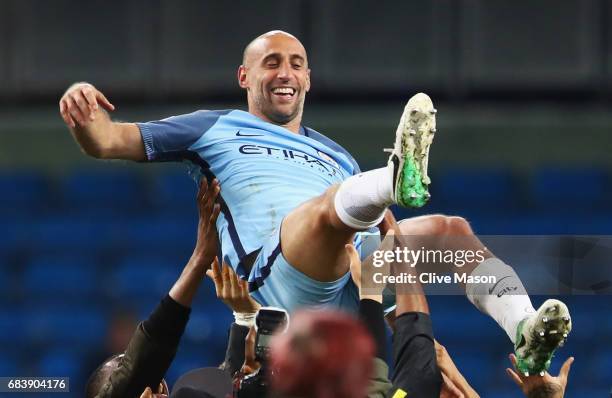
[280,185,357,282]
[397,214,535,341]
[281,94,437,282]
[398,214,572,376]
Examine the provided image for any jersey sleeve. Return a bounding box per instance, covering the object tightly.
[136,110,229,162]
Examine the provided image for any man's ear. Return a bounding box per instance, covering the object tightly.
[305,68,311,92]
[238,65,248,89]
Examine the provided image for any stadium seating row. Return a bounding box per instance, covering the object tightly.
[1,168,610,216]
[0,167,610,396]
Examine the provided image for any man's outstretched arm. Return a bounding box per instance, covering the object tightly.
[95,179,220,398]
[59,82,145,160]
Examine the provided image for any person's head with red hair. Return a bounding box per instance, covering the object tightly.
[269,309,375,398]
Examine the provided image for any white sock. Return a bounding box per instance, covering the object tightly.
[466,258,536,344]
[334,165,394,229]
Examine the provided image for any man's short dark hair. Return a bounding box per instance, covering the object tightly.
[85,354,123,398]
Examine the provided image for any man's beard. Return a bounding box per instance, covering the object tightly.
[260,96,303,125]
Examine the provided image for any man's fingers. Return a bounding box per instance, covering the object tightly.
[66,96,87,125]
[239,278,250,296]
[558,357,574,381]
[81,86,99,117]
[209,203,221,225]
[505,368,523,387]
[140,387,153,398]
[207,178,219,199]
[207,258,222,296]
[509,353,518,370]
[59,100,75,128]
[380,228,396,253]
[203,180,216,214]
[221,261,231,295]
[71,92,92,121]
[198,178,208,201]
[96,90,115,111]
[229,270,240,297]
[441,372,464,398]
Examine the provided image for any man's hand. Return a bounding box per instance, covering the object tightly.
[436,341,480,398]
[506,354,573,398]
[59,82,115,127]
[139,385,167,398]
[191,178,221,269]
[206,258,261,314]
[347,229,395,303]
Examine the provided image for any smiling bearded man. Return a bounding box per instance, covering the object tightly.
[60,30,571,376]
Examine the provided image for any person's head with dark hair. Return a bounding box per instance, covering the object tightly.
[85,354,123,398]
[268,309,374,398]
[86,353,169,398]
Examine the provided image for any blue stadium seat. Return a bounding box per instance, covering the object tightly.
[60,169,146,215]
[531,168,610,211]
[118,216,197,255]
[23,255,98,297]
[0,265,12,297]
[24,307,105,346]
[445,349,497,389]
[183,304,233,344]
[431,300,505,344]
[0,171,50,216]
[110,255,181,299]
[151,170,199,213]
[38,348,82,380]
[566,388,611,397]
[28,216,114,254]
[0,353,19,376]
[493,391,524,398]
[592,350,612,384]
[0,309,26,345]
[478,211,612,234]
[435,168,520,213]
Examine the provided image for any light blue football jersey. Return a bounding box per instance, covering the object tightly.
[137,109,362,277]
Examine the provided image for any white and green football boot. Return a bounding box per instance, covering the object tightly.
[386,93,436,208]
[514,299,572,376]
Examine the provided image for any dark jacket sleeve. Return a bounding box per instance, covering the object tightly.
[219,323,250,377]
[95,295,191,398]
[359,299,387,360]
[390,312,442,397]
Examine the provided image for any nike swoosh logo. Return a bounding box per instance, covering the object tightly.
[488,275,512,294]
[236,130,263,137]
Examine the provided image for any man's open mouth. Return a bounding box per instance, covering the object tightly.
[272,87,296,100]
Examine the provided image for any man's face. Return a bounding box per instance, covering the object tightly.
[239,34,311,126]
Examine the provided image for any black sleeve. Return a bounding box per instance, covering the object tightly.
[96,295,191,398]
[142,294,191,346]
[219,323,250,377]
[358,299,387,360]
[390,312,441,397]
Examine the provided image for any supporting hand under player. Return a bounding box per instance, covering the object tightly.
[506,354,573,398]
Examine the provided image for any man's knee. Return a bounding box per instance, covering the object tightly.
[399,214,473,235]
[447,215,473,235]
[285,184,343,232]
